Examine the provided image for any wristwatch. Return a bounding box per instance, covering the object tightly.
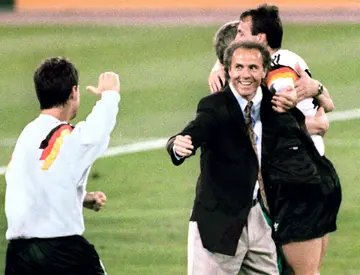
[316,82,324,97]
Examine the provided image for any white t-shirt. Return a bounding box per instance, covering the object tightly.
[5,91,120,240]
[267,49,325,156]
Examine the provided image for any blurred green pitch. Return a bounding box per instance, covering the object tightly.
[0,23,359,274]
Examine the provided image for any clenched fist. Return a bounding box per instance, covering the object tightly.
[173,135,194,157]
[83,191,107,212]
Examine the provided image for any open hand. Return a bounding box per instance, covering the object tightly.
[87,72,120,95]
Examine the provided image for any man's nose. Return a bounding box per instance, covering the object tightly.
[241,67,251,77]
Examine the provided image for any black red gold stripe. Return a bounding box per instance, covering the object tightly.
[40,124,74,170]
[267,66,299,87]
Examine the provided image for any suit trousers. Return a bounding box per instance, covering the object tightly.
[187,203,279,275]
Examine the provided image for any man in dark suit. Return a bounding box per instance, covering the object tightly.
[166,41,297,275]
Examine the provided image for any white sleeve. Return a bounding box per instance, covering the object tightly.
[270,77,295,94]
[267,66,298,94]
[270,77,316,116]
[65,90,120,171]
[296,98,316,117]
[72,90,120,145]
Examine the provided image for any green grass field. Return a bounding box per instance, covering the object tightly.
[0,23,359,274]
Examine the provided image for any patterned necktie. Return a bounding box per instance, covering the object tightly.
[244,101,270,213]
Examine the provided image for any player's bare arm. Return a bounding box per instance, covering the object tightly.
[313,86,334,113]
[294,63,335,112]
[305,107,329,136]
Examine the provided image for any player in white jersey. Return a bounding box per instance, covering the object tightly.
[5,57,121,275]
[207,5,341,275]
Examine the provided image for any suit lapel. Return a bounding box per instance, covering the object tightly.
[260,85,274,122]
[260,85,276,159]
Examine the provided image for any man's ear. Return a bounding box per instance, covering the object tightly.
[257,33,267,45]
[262,69,267,79]
[70,85,78,99]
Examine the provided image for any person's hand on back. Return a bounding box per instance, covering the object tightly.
[272,86,298,113]
[208,61,225,93]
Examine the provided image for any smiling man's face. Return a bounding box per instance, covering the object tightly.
[228,47,266,101]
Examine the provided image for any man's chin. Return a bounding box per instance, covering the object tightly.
[236,87,257,97]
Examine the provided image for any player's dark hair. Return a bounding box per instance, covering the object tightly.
[34,57,79,110]
[223,41,271,81]
[214,21,239,64]
[240,4,283,49]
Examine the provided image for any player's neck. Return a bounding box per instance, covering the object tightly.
[41,107,71,123]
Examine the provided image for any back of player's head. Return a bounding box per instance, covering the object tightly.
[214,20,239,64]
[223,41,271,80]
[240,4,283,49]
[34,57,79,110]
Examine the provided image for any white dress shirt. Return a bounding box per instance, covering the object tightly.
[5,91,120,240]
[229,83,263,200]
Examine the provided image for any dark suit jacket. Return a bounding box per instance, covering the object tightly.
[262,107,341,229]
[166,84,303,256]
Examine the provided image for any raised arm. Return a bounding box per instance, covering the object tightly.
[74,72,120,144]
[68,72,121,169]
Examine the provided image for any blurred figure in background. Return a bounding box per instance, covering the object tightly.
[5,57,121,275]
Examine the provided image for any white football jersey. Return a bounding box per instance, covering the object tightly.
[267,49,325,156]
[5,91,120,240]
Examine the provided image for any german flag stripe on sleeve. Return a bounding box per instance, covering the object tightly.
[40,124,74,170]
[267,66,299,87]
